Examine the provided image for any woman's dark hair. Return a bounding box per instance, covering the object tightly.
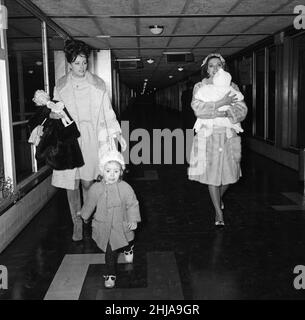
[201,55,226,79]
[64,39,91,63]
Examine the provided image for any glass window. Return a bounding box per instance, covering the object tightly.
[295,34,305,148]
[238,57,252,136]
[0,120,4,175]
[267,46,276,142]
[255,50,265,138]
[6,1,45,182]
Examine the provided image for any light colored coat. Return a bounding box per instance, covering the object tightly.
[51,71,121,190]
[188,79,247,185]
[80,180,141,252]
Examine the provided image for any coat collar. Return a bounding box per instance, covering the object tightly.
[56,71,106,92]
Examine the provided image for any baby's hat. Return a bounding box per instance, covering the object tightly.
[213,68,232,87]
[99,149,125,172]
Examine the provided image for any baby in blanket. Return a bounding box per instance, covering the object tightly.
[193,68,244,136]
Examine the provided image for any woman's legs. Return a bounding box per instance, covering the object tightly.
[208,185,224,223]
[66,180,94,241]
[220,184,229,209]
[66,184,82,241]
[81,179,94,204]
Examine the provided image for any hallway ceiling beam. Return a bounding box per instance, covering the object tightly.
[9,13,297,19]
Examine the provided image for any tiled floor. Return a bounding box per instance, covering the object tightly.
[1,97,305,300]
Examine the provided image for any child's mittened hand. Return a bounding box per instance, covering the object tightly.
[128,222,137,230]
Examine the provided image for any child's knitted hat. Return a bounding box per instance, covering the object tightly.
[213,68,232,87]
[99,150,125,172]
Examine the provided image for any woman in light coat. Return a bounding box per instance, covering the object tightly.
[50,40,126,241]
[188,53,247,227]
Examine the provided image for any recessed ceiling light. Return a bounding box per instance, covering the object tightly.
[96,35,111,38]
[178,67,184,72]
[36,61,43,66]
[28,70,34,74]
[169,75,173,79]
[146,58,155,64]
[144,78,148,82]
[149,25,164,35]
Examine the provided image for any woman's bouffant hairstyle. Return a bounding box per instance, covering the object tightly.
[64,39,91,63]
[201,55,226,79]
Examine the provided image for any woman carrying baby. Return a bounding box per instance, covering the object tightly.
[188,53,247,227]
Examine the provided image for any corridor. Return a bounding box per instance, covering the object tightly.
[1,99,305,300]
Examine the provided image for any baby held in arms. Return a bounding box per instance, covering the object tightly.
[193,68,244,135]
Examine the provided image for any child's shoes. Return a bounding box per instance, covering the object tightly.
[103,275,116,288]
[124,245,134,263]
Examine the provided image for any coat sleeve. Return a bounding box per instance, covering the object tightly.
[100,91,121,137]
[80,183,100,220]
[227,82,248,123]
[228,101,248,124]
[191,82,217,119]
[124,183,141,223]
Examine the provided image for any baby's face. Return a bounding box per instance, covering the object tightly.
[103,161,121,184]
[207,58,223,78]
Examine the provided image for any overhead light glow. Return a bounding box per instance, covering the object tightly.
[149,25,164,35]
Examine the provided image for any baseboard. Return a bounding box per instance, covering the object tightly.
[245,137,298,170]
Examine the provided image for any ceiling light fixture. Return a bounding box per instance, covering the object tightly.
[116,58,141,62]
[96,35,111,38]
[146,58,155,64]
[169,75,173,79]
[149,25,164,35]
[178,67,184,72]
[144,78,148,82]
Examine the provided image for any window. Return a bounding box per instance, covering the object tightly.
[7,1,44,182]
[267,46,276,142]
[255,50,265,138]
[238,56,252,136]
[292,33,305,148]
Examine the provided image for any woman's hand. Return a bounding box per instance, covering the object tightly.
[49,111,63,119]
[217,91,237,108]
[215,110,228,118]
[128,222,137,230]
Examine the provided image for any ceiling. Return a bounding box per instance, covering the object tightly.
[6,0,299,91]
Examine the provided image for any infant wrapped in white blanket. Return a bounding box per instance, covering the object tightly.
[193,68,244,136]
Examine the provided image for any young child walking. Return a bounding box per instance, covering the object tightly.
[78,150,141,288]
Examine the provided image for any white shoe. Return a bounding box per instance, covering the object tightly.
[124,245,134,263]
[103,275,116,288]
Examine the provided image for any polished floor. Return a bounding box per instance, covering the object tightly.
[1,97,305,300]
